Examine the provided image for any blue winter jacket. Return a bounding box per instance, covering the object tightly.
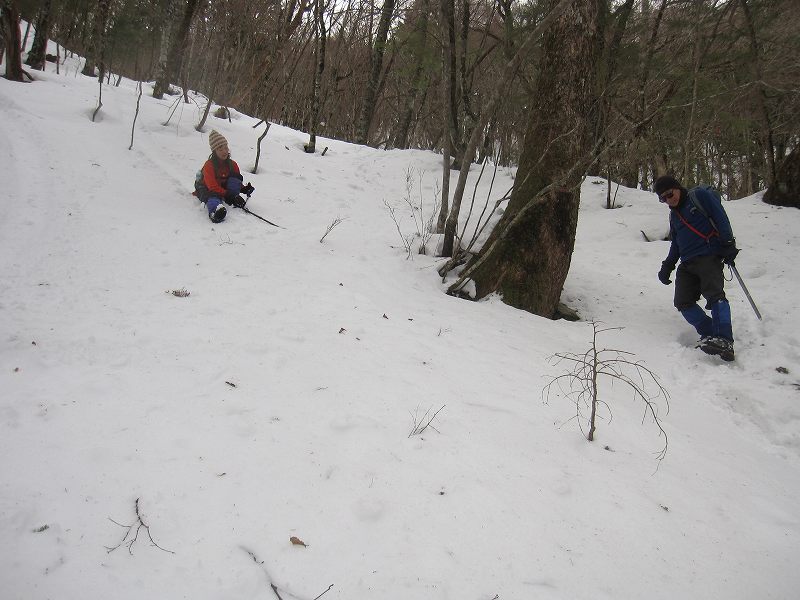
[664,186,734,266]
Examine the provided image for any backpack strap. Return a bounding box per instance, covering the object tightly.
[687,188,720,234]
[675,209,718,241]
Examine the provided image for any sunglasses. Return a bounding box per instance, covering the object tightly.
[659,189,676,202]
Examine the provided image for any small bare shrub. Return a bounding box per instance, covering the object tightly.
[408,405,445,437]
[320,217,345,243]
[385,167,440,259]
[543,322,669,462]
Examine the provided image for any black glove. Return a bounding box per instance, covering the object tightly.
[658,261,675,285]
[716,239,739,265]
[241,183,255,196]
[229,195,247,208]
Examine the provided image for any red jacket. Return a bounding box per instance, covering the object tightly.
[202,156,241,196]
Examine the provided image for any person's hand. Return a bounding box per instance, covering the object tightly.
[241,183,255,196]
[716,240,739,265]
[658,261,674,285]
[230,195,247,208]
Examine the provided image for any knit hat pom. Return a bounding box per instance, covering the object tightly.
[654,175,681,195]
[209,130,228,152]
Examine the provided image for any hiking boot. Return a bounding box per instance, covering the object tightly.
[210,204,227,223]
[696,336,712,349]
[699,336,735,362]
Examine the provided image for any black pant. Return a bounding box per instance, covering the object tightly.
[674,254,726,311]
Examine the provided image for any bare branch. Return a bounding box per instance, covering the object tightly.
[408,405,446,437]
[105,497,175,555]
[320,217,345,243]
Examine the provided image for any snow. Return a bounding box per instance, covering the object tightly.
[1,49,799,600]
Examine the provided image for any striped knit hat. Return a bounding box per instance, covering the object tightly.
[209,130,228,152]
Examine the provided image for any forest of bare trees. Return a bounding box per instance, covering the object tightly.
[2,0,798,315]
[5,0,797,192]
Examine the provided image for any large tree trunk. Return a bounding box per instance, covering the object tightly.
[457,0,602,318]
[154,0,199,99]
[305,0,327,153]
[451,0,473,171]
[152,0,178,98]
[435,0,575,262]
[24,0,53,71]
[436,0,455,235]
[763,145,800,208]
[1,0,24,81]
[80,0,110,80]
[170,0,199,100]
[355,0,396,145]
[739,0,777,187]
[392,0,430,150]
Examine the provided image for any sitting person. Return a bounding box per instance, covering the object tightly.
[194,130,254,223]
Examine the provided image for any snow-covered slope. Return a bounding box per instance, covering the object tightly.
[1,53,798,600]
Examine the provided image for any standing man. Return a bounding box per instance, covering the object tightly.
[655,175,739,361]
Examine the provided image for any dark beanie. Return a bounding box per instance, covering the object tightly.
[654,175,682,195]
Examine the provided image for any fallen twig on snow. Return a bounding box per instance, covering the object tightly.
[242,546,333,600]
[105,497,174,555]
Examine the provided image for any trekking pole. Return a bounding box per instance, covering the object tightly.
[730,264,762,320]
[241,206,283,229]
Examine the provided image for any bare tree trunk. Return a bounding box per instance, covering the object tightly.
[305,0,327,153]
[196,47,225,132]
[253,121,272,173]
[739,0,777,187]
[763,145,800,208]
[1,0,23,81]
[450,0,473,170]
[681,1,727,181]
[356,0,396,145]
[81,0,110,80]
[629,0,667,180]
[20,13,27,48]
[438,0,575,259]
[450,0,602,318]
[153,0,178,98]
[226,0,308,109]
[393,0,430,149]
[593,0,635,172]
[154,0,199,99]
[436,0,455,234]
[24,0,53,71]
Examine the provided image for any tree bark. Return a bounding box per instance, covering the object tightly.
[154,0,198,99]
[1,0,24,81]
[436,0,455,234]
[24,0,53,71]
[305,0,327,153]
[392,0,430,150]
[153,0,178,98]
[81,0,110,80]
[763,145,800,208]
[454,0,602,318]
[356,0,396,145]
[739,0,777,187]
[437,0,575,260]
